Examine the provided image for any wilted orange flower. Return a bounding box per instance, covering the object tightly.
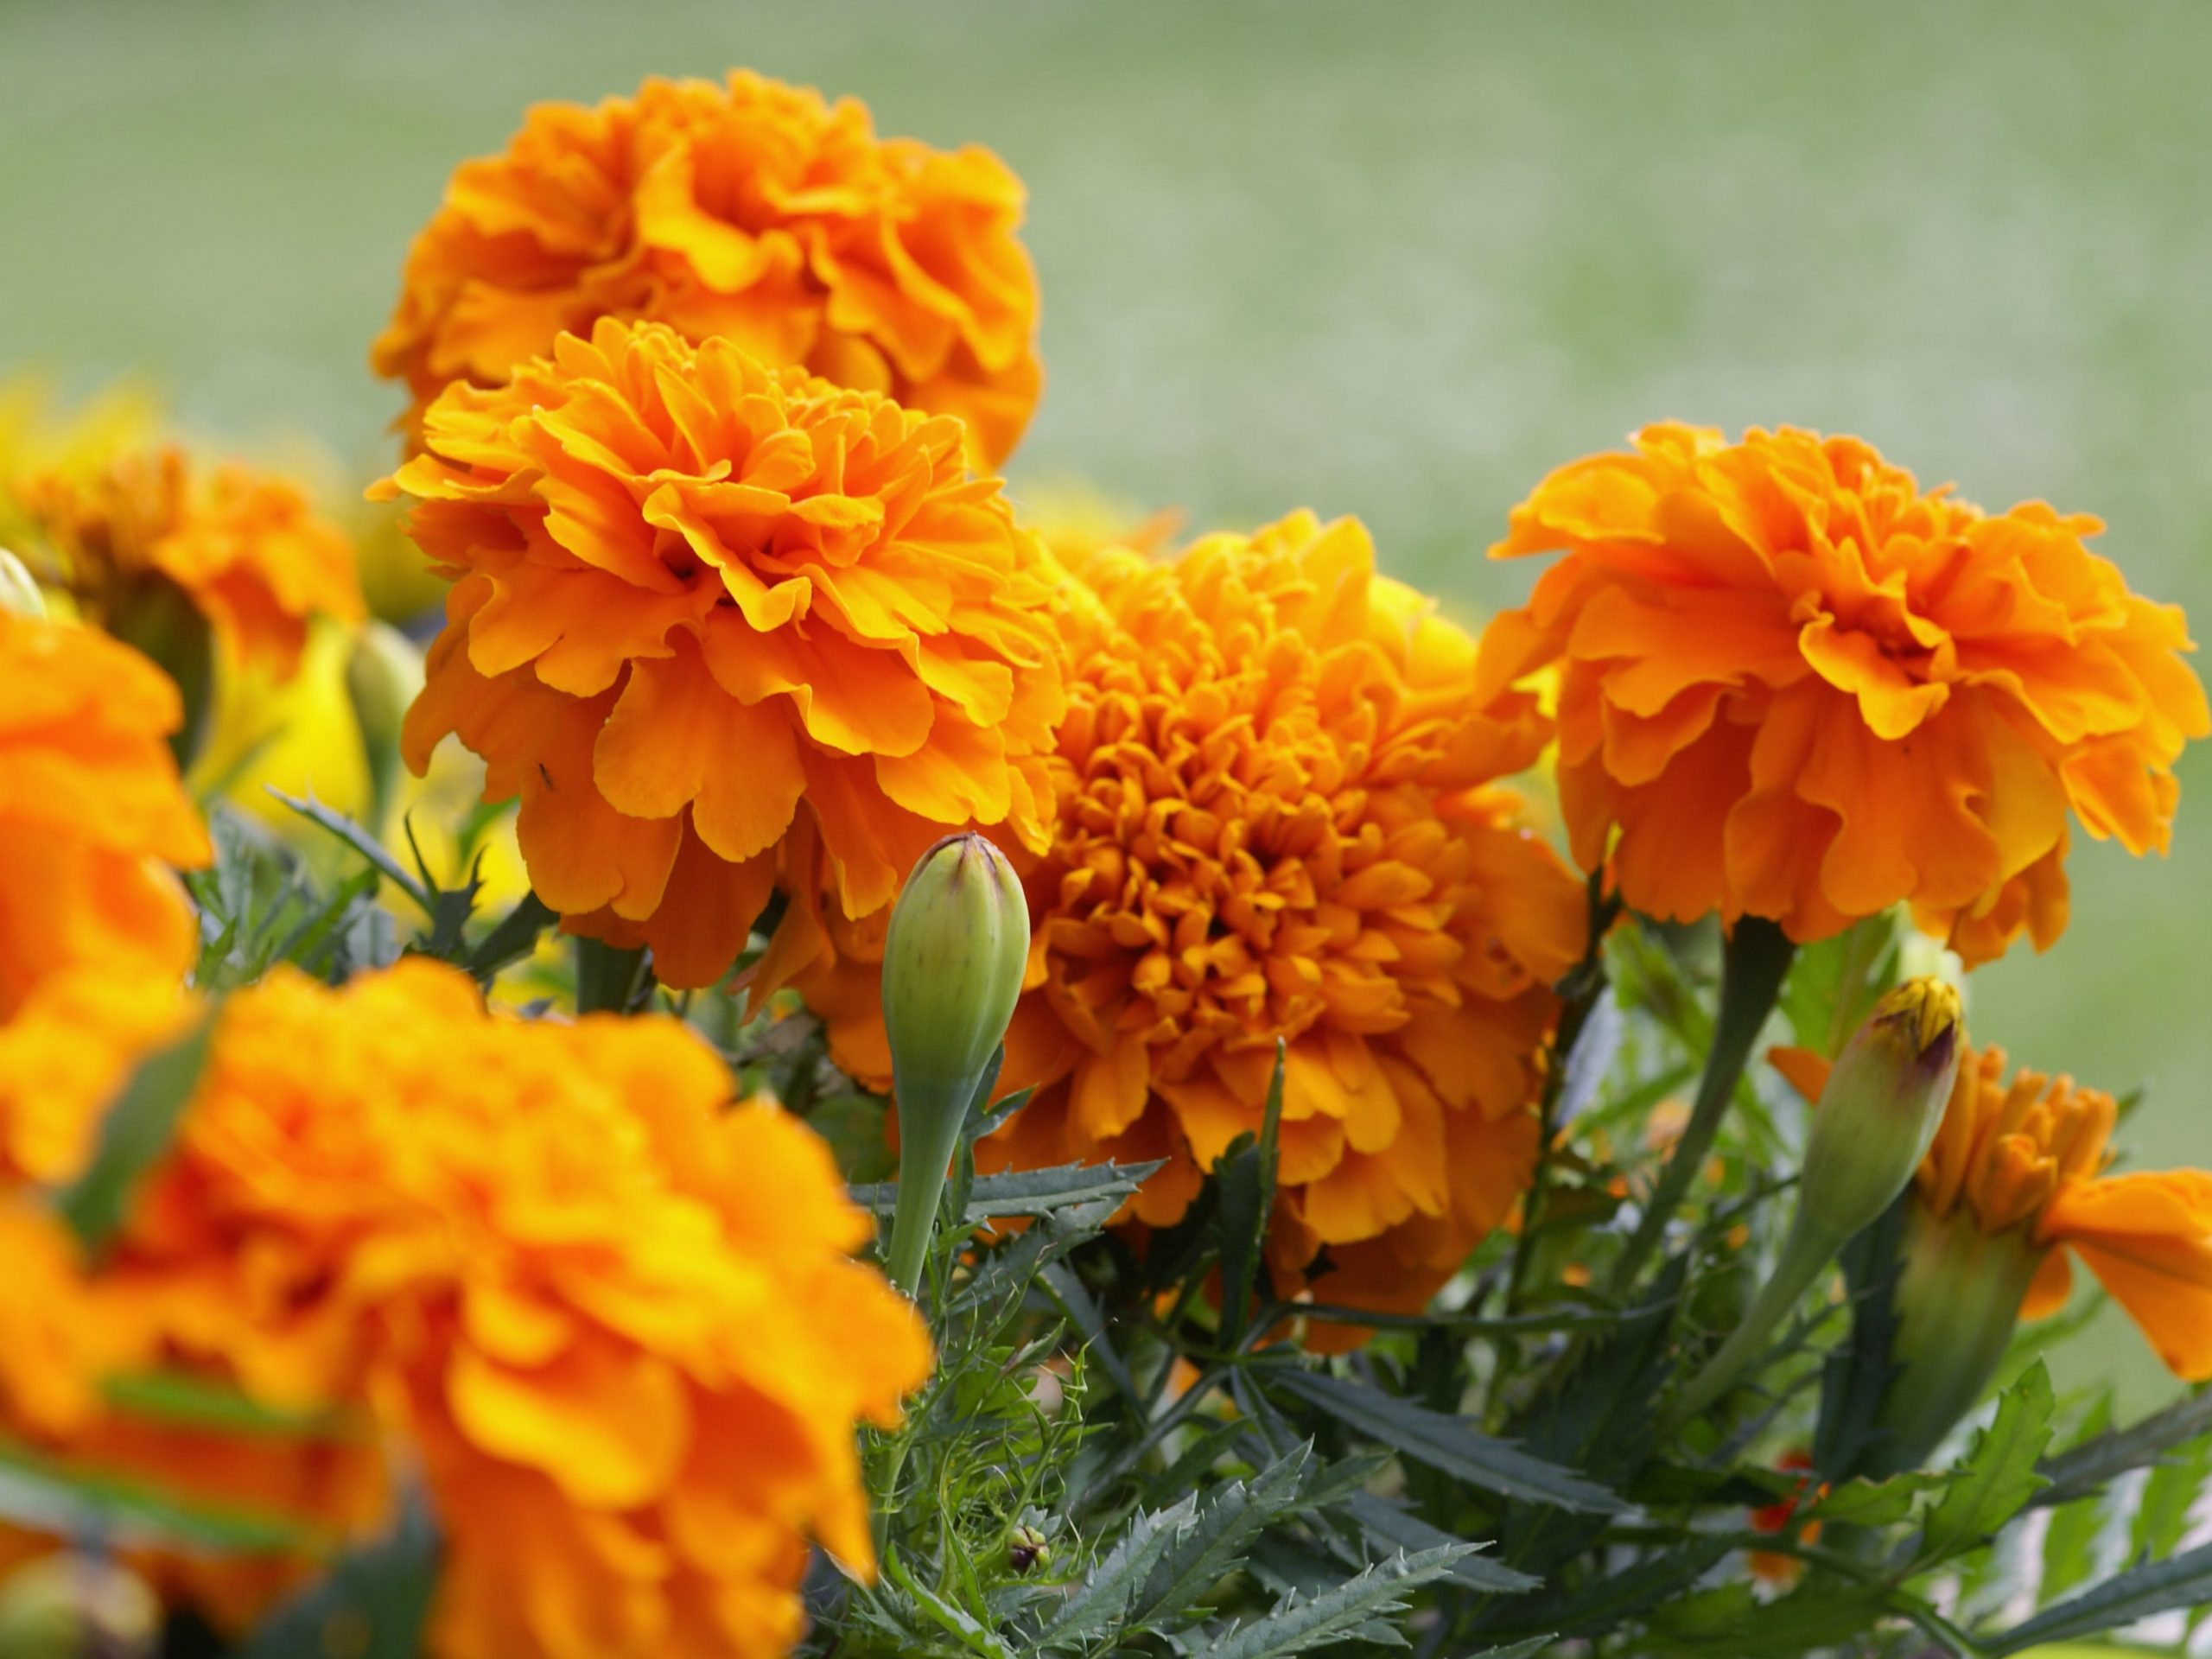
[1772,1041,2212,1381]
[1478,423,2209,964]
[0,959,930,1659]
[373,69,1042,467]
[809,511,1584,1338]
[384,317,1065,992]
[0,612,208,1020]
[18,444,361,679]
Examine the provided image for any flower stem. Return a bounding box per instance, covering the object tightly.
[574,939,647,1014]
[881,1077,970,1302]
[1664,1210,1835,1433]
[1608,917,1795,1296]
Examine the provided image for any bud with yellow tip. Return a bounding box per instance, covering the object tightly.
[1796,978,1963,1241]
[880,833,1031,1300]
[1668,978,1964,1432]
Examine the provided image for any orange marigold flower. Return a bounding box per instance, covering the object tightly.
[806,511,1585,1340]
[1771,1041,2212,1381]
[372,69,1042,467]
[1920,1046,2212,1380]
[1478,423,2209,965]
[0,959,930,1659]
[383,317,1065,992]
[18,444,363,679]
[0,613,208,1020]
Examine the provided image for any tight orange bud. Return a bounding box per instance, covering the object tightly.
[880,833,1030,1299]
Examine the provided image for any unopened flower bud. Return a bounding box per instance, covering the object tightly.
[1007,1523,1052,1574]
[1797,977,1962,1244]
[1668,978,1965,1433]
[880,833,1030,1299]
[0,1555,159,1659]
[0,549,46,619]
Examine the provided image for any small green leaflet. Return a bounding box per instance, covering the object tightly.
[1916,1361,2055,1565]
[1989,1540,2212,1656]
[54,1004,217,1252]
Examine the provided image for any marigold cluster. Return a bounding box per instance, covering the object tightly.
[373,70,1041,467]
[0,960,930,1659]
[385,317,1065,991]
[1477,423,2209,963]
[16,444,361,678]
[0,612,207,1020]
[809,511,1585,1334]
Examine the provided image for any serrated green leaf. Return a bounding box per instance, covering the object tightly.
[53,1005,216,1251]
[1270,1370,1622,1514]
[1124,1445,1313,1632]
[1217,1043,1285,1351]
[2134,1424,2212,1560]
[1497,1535,1732,1640]
[462,890,556,978]
[1207,1546,1475,1659]
[237,1487,438,1659]
[1988,1540,2212,1655]
[1917,1361,2055,1564]
[1649,1578,1880,1658]
[1809,1471,1943,1527]
[1340,1492,1539,1592]
[1042,1494,1197,1644]
[2033,1385,2212,1510]
[271,788,435,916]
[1812,1192,1908,1482]
[882,1549,1016,1658]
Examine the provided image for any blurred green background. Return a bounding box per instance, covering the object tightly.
[2,0,2204,1405]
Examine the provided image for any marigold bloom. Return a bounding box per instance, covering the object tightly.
[1478,423,2209,964]
[1772,1042,2212,1381]
[384,317,1065,992]
[0,960,930,1659]
[0,613,208,1020]
[18,445,363,679]
[808,511,1584,1337]
[373,70,1042,467]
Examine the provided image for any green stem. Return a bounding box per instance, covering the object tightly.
[574,939,647,1014]
[1608,917,1796,1296]
[1665,1211,1837,1433]
[881,1079,969,1302]
[1505,876,1615,1317]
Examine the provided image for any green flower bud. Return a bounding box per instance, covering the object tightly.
[1007,1523,1052,1573]
[880,833,1030,1299]
[0,1555,159,1659]
[0,548,47,619]
[1669,978,1964,1433]
[1797,978,1963,1243]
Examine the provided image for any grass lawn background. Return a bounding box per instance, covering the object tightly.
[3,0,2205,1413]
